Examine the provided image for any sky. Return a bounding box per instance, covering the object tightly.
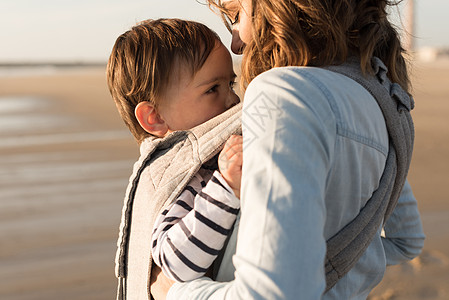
[0,0,448,62]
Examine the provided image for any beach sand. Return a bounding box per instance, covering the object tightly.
[0,68,138,300]
[369,60,449,300]
[0,61,448,299]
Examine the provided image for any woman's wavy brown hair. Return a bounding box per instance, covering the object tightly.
[208,0,409,93]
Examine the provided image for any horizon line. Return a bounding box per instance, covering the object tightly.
[0,61,107,68]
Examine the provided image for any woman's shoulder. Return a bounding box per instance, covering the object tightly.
[247,66,351,97]
[252,65,348,85]
[243,66,340,135]
[247,65,372,105]
[245,66,354,110]
[244,65,383,137]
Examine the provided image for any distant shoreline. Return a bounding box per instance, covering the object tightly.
[0,62,107,78]
[0,61,106,68]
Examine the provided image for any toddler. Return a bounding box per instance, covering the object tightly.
[107,18,242,283]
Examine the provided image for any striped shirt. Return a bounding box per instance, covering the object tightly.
[151,168,240,282]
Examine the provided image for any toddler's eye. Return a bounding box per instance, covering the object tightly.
[206,84,219,94]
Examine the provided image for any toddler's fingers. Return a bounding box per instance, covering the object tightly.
[223,135,243,155]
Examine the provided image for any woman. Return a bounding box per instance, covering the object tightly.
[151,0,425,298]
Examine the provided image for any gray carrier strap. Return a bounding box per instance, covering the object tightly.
[115,103,242,300]
[323,57,414,292]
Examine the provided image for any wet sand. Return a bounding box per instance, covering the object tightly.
[369,60,449,300]
[0,61,448,299]
[0,68,138,300]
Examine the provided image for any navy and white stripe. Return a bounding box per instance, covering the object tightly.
[151,168,240,282]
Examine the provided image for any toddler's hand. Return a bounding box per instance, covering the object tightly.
[218,135,243,198]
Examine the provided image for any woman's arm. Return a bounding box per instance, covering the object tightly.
[382,180,425,265]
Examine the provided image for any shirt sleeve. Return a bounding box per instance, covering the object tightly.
[381,179,425,265]
[167,67,336,299]
[152,170,240,282]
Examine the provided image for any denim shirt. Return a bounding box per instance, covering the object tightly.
[167,67,425,299]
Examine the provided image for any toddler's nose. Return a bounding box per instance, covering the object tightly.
[227,92,240,109]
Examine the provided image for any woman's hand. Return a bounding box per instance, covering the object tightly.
[150,265,175,300]
[219,135,243,198]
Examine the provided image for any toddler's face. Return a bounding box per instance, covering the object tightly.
[157,41,240,132]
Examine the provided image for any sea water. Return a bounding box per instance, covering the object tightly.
[0,96,130,148]
[0,96,68,136]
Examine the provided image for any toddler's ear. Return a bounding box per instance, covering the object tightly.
[135,102,168,137]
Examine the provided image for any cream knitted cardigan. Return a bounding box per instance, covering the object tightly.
[115,103,242,299]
